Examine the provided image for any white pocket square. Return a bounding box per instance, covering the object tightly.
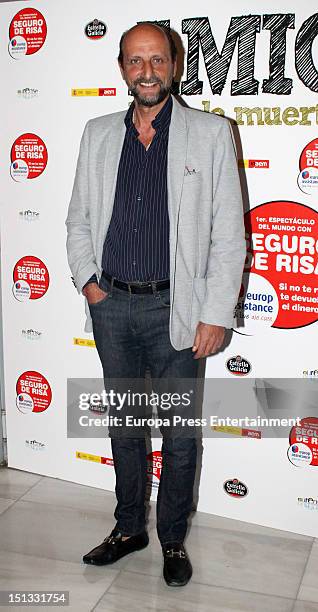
[184,166,200,177]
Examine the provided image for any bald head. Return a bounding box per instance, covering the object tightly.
[117,22,177,108]
[118,22,177,66]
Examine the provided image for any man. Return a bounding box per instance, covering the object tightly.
[66,22,246,586]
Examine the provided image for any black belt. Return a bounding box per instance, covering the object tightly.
[102,271,170,294]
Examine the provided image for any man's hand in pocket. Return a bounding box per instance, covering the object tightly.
[82,282,108,305]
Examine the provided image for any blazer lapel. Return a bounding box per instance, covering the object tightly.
[168,97,187,235]
[96,111,126,268]
[168,96,188,256]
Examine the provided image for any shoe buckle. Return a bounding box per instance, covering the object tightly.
[104,534,121,545]
[166,549,186,558]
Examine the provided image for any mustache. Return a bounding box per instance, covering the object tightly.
[133,77,163,86]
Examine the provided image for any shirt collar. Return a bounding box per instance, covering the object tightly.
[124,94,172,135]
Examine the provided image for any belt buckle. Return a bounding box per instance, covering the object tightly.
[128,280,152,293]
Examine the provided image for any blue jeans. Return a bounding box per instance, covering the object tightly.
[89,274,200,545]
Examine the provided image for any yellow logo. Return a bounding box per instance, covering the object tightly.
[73,337,96,347]
[76,451,100,462]
[212,425,243,436]
[71,88,116,97]
[76,451,113,465]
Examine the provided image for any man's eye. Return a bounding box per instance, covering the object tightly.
[153,58,163,63]
[130,59,140,64]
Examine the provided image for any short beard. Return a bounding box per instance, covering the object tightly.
[128,78,172,107]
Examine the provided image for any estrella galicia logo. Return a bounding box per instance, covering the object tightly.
[223,478,248,498]
[226,355,251,376]
[85,19,107,40]
[89,400,106,414]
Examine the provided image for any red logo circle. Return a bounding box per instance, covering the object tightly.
[16,371,52,413]
[11,134,48,180]
[13,256,49,300]
[9,8,47,55]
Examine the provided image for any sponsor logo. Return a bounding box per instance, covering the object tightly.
[85,19,107,40]
[13,256,49,301]
[10,133,48,181]
[71,88,116,96]
[226,355,251,375]
[21,328,42,340]
[298,497,318,510]
[242,428,262,438]
[147,450,162,488]
[73,338,96,348]
[88,400,106,414]
[223,478,248,498]
[212,425,261,438]
[239,159,269,169]
[19,209,40,221]
[298,139,318,195]
[16,370,52,413]
[302,369,318,377]
[17,87,39,99]
[76,451,113,466]
[288,417,318,468]
[235,201,318,335]
[25,439,45,451]
[287,443,313,467]
[9,8,47,59]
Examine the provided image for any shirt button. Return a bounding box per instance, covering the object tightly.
[137,196,141,201]
[133,228,137,232]
[133,261,136,265]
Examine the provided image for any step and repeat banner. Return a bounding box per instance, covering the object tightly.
[0,0,318,536]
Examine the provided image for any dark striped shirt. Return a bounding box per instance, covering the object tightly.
[100,94,172,282]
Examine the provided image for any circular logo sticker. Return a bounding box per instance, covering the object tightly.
[16,392,34,414]
[223,478,248,498]
[11,134,48,181]
[9,8,47,59]
[235,201,318,333]
[85,19,107,40]
[226,355,251,375]
[298,140,318,195]
[10,158,29,182]
[16,371,52,413]
[13,256,49,300]
[298,166,318,195]
[8,35,27,59]
[287,443,313,467]
[299,138,318,172]
[12,279,31,301]
[289,417,318,467]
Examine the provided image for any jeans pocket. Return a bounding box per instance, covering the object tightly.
[88,276,112,309]
[157,288,171,308]
[88,291,110,309]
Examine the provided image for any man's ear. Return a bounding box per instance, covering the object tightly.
[173,61,177,79]
[118,59,124,79]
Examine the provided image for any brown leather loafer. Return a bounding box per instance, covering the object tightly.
[83,528,149,565]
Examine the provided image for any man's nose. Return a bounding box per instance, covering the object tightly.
[142,60,155,79]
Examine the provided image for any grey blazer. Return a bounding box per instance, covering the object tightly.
[66,96,246,350]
